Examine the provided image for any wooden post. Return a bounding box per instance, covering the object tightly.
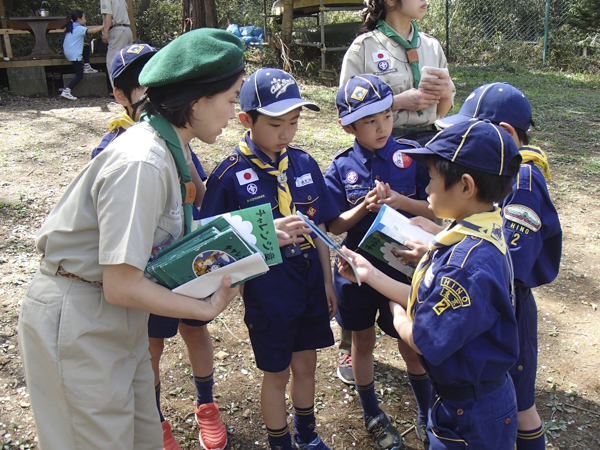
[126,0,136,41]
[0,0,6,58]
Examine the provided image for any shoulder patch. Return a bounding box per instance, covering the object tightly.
[393,137,420,148]
[433,277,471,316]
[333,146,354,160]
[503,204,541,232]
[210,153,239,180]
[288,143,308,153]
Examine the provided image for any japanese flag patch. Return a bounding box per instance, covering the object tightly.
[236,168,259,186]
[372,50,390,63]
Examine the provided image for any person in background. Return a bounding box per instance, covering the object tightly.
[101,0,133,84]
[61,10,103,100]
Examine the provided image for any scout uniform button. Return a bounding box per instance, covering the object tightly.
[350,194,355,200]
[401,190,405,194]
[248,323,253,329]
[504,418,511,425]
[307,195,312,201]
[518,365,523,371]
[456,409,464,416]
[375,175,380,180]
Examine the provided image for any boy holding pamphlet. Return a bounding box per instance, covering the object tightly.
[324,75,435,450]
[199,68,339,450]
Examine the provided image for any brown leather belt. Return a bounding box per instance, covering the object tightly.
[56,265,103,287]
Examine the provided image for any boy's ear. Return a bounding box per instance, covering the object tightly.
[498,122,521,147]
[238,111,252,129]
[113,88,130,107]
[340,120,355,135]
[460,173,478,199]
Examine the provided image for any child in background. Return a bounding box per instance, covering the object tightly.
[339,119,522,449]
[435,82,562,449]
[199,68,339,450]
[61,10,103,100]
[325,75,434,450]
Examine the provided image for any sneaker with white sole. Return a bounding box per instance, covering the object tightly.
[365,411,404,450]
[84,66,99,74]
[337,353,355,385]
[195,401,227,450]
[292,434,332,449]
[60,89,77,100]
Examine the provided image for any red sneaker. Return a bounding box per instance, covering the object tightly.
[161,420,182,450]
[195,401,227,450]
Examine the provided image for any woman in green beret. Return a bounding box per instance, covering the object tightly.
[18,28,245,450]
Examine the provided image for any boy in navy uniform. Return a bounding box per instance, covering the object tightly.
[436,82,562,450]
[338,119,522,448]
[325,75,435,450]
[199,68,339,450]
[91,44,219,450]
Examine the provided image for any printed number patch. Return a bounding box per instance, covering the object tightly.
[433,277,470,315]
[503,204,541,232]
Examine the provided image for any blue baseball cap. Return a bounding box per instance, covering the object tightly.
[337,75,393,126]
[240,68,319,116]
[435,82,533,131]
[110,43,157,81]
[401,119,521,177]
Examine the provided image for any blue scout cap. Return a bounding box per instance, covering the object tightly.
[401,119,521,177]
[239,68,319,116]
[435,82,533,131]
[337,75,393,126]
[139,29,245,87]
[110,43,157,81]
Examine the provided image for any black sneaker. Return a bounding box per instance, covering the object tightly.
[414,423,430,450]
[365,411,404,450]
[336,353,355,385]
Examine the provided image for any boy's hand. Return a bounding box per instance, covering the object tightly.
[325,282,338,319]
[274,216,311,247]
[373,181,410,211]
[410,216,444,234]
[392,239,428,265]
[337,246,375,284]
[365,181,388,212]
[205,275,239,318]
[364,186,380,211]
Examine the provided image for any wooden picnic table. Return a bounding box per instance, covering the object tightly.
[8,16,66,58]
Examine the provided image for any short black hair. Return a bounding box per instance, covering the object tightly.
[144,70,244,128]
[113,58,148,103]
[424,154,520,203]
[515,127,530,146]
[245,109,261,123]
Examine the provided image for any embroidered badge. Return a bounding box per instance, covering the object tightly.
[346,170,359,184]
[491,223,503,242]
[277,172,287,184]
[433,277,471,315]
[503,205,542,232]
[236,168,258,185]
[295,173,313,187]
[372,50,390,62]
[127,45,145,54]
[246,183,258,195]
[392,151,412,169]
[351,86,368,101]
[306,206,317,218]
[377,60,390,71]
[270,77,295,99]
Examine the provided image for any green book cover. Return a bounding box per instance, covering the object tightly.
[199,203,282,266]
[358,205,435,277]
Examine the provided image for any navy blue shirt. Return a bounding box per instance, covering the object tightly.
[324,136,429,250]
[501,151,562,288]
[413,234,519,387]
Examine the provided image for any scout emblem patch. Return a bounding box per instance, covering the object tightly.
[351,87,368,102]
[378,60,390,71]
[433,277,471,316]
[236,168,259,185]
[392,151,412,169]
[306,205,317,218]
[346,170,358,184]
[503,205,541,232]
[246,183,258,195]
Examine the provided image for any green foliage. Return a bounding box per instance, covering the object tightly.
[215,0,265,29]
[567,0,600,35]
[132,0,182,48]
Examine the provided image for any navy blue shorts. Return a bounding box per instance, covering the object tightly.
[148,314,209,339]
[333,259,410,339]
[428,375,517,449]
[509,286,538,411]
[243,248,334,373]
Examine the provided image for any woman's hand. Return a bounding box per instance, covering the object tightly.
[274,215,311,247]
[418,69,452,100]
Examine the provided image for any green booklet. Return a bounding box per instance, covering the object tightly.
[146,216,269,298]
[199,203,282,266]
[358,205,435,277]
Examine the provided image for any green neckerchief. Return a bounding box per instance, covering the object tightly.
[376,19,423,115]
[407,208,507,321]
[142,112,194,236]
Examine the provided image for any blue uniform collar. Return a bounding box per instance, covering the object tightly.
[241,132,284,165]
[353,135,398,163]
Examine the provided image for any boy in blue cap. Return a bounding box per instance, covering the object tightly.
[338,119,522,449]
[199,68,339,450]
[435,82,562,450]
[325,74,435,450]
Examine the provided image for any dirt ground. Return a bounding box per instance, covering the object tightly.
[0,95,599,450]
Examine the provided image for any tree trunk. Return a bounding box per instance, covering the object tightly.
[139,0,151,15]
[280,0,294,45]
[182,0,218,31]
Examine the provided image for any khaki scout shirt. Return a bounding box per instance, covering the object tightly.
[36,122,188,282]
[100,0,130,25]
[340,26,455,130]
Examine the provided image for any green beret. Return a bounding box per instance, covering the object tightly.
[139,28,245,87]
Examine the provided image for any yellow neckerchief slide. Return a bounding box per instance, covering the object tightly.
[407,208,506,321]
[238,133,314,247]
[519,146,551,181]
[107,112,135,133]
